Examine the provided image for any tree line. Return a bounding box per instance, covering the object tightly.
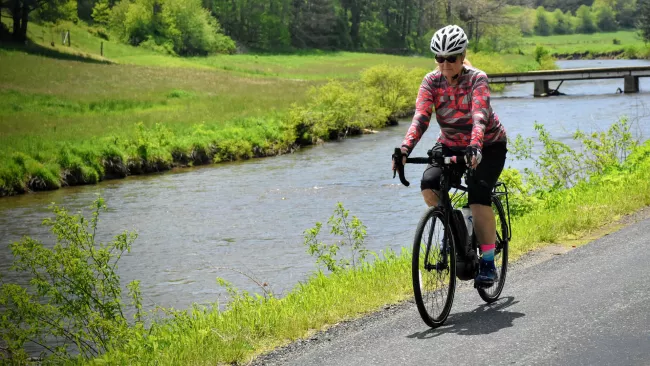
[529,0,639,35]
[1,0,650,54]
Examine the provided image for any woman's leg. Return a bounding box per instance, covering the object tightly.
[422,189,441,207]
[471,203,496,245]
[467,143,507,285]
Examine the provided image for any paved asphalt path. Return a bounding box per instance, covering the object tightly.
[255,217,650,366]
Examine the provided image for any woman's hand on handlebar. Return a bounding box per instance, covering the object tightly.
[391,148,407,173]
[465,145,482,169]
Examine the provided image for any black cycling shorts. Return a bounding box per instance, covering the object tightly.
[420,142,507,206]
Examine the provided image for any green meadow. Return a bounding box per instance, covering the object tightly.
[0,20,545,196]
[521,30,650,58]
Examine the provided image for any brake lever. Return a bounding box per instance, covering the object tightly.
[392,148,410,187]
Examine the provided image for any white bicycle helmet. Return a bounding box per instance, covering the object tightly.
[430,25,468,56]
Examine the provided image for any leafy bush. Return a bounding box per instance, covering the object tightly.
[288,64,424,144]
[623,45,639,58]
[533,45,550,65]
[534,6,552,36]
[509,117,638,198]
[110,0,235,55]
[478,24,523,53]
[303,202,370,273]
[91,0,111,26]
[161,0,235,55]
[360,64,417,119]
[34,0,78,23]
[289,80,389,143]
[0,197,141,363]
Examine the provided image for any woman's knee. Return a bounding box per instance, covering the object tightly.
[422,190,440,207]
[420,166,442,191]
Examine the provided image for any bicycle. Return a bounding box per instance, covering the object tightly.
[392,147,512,328]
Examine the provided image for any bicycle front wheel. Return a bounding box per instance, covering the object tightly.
[477,195,509,303]
[412,206,456,328]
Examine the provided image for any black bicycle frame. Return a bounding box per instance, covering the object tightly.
[393,147,468,271]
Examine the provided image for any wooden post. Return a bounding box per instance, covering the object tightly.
[67,30,71,46]
[101,41,104,57]
[534,80,550,97]
[623,76,639,93]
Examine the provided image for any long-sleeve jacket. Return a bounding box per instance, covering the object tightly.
[401,66,507,155]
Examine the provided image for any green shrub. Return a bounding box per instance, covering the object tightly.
[304,202,370,272]
[0,197,141,362]
[360,64,416,119]
[289,78,390,143]
[110,0,235,55]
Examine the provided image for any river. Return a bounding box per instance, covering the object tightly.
[1,59,649,314]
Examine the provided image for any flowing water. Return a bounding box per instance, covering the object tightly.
[1,59,649,315]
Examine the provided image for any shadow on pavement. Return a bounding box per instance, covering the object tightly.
[406,296,525,339]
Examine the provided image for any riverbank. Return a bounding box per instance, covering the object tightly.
[0,24,547,198]
[553,49,650,60]
[89,139,650,365]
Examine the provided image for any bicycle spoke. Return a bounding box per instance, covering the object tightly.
[416,211,454,324]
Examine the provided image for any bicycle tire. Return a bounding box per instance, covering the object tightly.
[477,195,509,303]
[412,206,456,328]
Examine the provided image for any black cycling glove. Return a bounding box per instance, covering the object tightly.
[465,145,482,167]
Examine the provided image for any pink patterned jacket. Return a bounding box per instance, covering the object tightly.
[401,66,507,155]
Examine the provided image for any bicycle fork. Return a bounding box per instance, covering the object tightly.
[424,210,450,272]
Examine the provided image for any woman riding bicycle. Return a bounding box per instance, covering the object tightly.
[394,25,507,288]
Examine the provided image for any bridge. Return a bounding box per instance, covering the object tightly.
[487,66,650,97]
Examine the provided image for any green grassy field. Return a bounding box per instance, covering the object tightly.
[0,19,548,196]
[9,20,547,79]
[521,31,650,57]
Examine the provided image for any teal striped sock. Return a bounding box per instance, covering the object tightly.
[480,243,495,263]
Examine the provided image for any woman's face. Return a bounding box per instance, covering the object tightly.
[436,52,465,80]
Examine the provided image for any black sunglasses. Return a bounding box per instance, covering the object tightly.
[435,54,462,63]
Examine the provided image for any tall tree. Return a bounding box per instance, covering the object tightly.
[76,0,95,21]
[291,0,338,49]
[454,0,510,46]
[2,0,68,43]
[206,0,292,51]
[535,0,594,13]
[552,8,572,34]
[615,0,637,28]
[576,4,598,33]
[592,0,618,31]
[534,6,552,35]
[341,0,367,49]
[91,0,109,25]
[638,0,650,41]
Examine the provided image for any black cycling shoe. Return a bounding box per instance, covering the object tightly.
[474,260,498,288]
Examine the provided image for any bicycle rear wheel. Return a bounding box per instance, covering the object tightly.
[477,195,509,303]
[412,206,456,327]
